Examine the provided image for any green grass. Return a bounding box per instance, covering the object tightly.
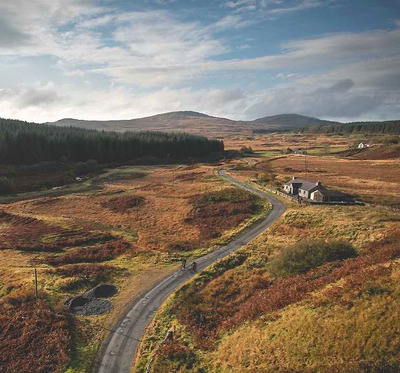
[0,166,148,204]
[252,151,282,158]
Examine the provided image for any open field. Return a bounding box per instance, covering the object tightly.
[2,131,399,373]
[223,133,400,207]
[0,163,269,373]
[271,156,400,207]
[134,132,400,373]
[135,167,400,372]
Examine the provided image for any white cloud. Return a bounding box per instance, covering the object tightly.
[224,0,326,13]
[0,83,247,123]
[244,79,384,120]
[0,0,400,122]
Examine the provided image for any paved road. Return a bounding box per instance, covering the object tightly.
[96,170,286,373]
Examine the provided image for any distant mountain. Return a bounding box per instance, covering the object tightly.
[250,114,340,127]
[48,111,341,137]
[49,111,242,137]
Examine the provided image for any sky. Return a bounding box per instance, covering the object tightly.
[0,0,400,123]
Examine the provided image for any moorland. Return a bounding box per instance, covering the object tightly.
[1,116,400,373]
[134,131,400,373]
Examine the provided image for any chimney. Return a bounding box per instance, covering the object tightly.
[292,176,297,180]
[316,181,321,186]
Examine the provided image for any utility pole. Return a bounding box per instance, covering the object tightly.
[304,154,308,180]
[34,268,38,300]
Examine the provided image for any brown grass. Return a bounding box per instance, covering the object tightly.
[0,291,72,373]
[185,188,261,240]
[271,155,400,207]
[1,164,267,372]
[136,152,400,372]
[101,195,145,213]
[45,239,134,265]
[0,210,113,252]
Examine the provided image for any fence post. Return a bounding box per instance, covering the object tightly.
[34,269,39,300]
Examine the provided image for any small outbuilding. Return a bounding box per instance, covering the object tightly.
[310,189,354,203]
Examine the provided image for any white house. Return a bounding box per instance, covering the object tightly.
[358,142,370,149]
[283,177,325,199]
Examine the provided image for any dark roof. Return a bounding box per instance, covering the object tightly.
[300,181,325,192]
[284,178,324,191]
[284,178,308,186]
[311,189,348,197]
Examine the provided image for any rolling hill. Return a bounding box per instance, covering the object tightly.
[49,111,243,137]
[48,112,338,137]
[250,113,339,127]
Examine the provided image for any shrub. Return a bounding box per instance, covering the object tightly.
[46,239,133,265]
[74,159,99,176]
[270,239,357,276]
[101,195,145,213]
[384,136,400,145]
[240,146,254,154]
[0,291,71,373]
[186,188,261,240]
[54,263,121,291]
[0,177,15,195]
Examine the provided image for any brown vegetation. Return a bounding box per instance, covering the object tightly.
[2,164,268,372]
[171,227,400,347]
[46,239,133,265]
[0,292,71,373]
[101,195,145,213]
[0,210,112,252]
[185,188,261,240]
[54,263,122,291]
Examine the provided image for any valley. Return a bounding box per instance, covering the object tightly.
[1,123,400,373]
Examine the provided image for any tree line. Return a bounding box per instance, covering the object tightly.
[302,120,400,135]
[0,118,224,165]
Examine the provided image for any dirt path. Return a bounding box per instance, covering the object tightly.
[95,170,286,373]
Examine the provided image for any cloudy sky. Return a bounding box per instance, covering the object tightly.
[1,0,400,122]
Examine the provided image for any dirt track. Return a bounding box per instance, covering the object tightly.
[96,170,286,373]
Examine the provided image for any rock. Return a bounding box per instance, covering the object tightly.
[72,299,112,316]
[66,284,118,316]
[83,284,118,299]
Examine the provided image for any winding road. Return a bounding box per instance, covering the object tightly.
[96,170,286,373]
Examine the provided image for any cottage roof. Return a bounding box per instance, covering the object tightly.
[285,178,325,191]
[311,189,347,197]
[299,181,325,192]
[284,178,307,186]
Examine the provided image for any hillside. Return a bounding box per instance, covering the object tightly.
[46,112,400,137]
[48,112,340,137]
[303,120,400,135]
[50,111,248,137]
[251,113,339,127]
[0,117,223,165]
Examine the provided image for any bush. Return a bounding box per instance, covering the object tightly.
[384,136,400,145]
[74,159,99,176]
[0,177,15,195]
[240,146,254,154]
[46,239,133,265]
[0,291,71,373]
[270,239,357,276]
